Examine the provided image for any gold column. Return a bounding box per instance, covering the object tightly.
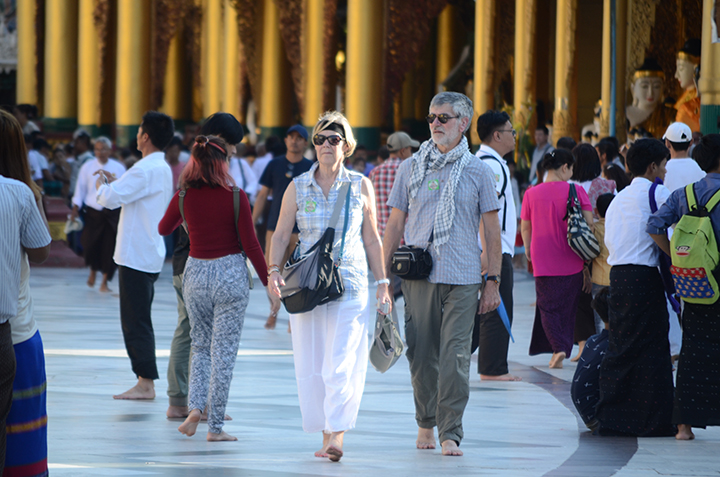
[202,0,223,117]
[346,0,384,149]
[552,0,578,145]
[599,0,627,143]
[77,0,101,134]
[16,0,37,106]
[223,0,241,121]
[514,0,536,127]
[115,1,151,146]
[472,0,495,144]
[44,0,78,132]
[435,5,461,89]
[699,0,720,134]
[304,0,324,128]
[259,0,292,137]
[160,29,191,121]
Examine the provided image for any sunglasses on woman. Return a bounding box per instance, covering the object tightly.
[312,134,344,147]
[426,113,459,124]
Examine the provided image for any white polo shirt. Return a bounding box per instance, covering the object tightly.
[72,158,127,211]
[476,145,517,256]
[96,151,173,273]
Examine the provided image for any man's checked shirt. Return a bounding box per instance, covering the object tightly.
[369,157,402,238]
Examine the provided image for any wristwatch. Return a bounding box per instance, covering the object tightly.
[486,275,501,286]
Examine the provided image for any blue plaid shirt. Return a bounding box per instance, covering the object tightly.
[387,154,499,285]
[293,163,368,292]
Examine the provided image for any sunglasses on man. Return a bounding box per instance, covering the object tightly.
[426,114,459,124]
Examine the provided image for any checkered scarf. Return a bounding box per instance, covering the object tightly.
[408,135,472,252]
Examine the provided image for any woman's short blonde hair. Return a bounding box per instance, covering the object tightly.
[312,111,357,158]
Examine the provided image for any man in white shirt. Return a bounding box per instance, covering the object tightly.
[663,122,706,193]
[71,136,126,292]
[229,152,259,204]
[473,110,521,382]
[69,130,94,199]
[529,125,554,183]
[96,111,174,400]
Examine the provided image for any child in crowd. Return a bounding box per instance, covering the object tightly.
[590,193,614,333]
[571,287,610,431]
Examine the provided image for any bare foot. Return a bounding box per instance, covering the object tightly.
[570,341,586,362]
[480,373,522,382]
[207,430,237,441]
[676,424,695,440]
[99,283,111,293]
[113,378,155,400]
[441,439,463,456]
[549,352,566,369]
[416,427,436,449]
[264,311,278,330]
[178,409,201,437]
[315,432,331,458]
[166,405,188,419]
[87,270,96,287]
[327,431,344,462]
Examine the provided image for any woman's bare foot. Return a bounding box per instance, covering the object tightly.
[441,439,463,456]
[315,432,331,458]
[166,405,188,419]
[327,431,344,462]
[207,430,237,441]
[480,373,522,381]
[178,409,201,437]
[264,311,278,330]
[676,424,695,440]
[570,341,586,362]
[113,378,155,400]
[87,270,96,287]
[99,282,111,293]
[416,427,436,449]
[549,352,566,369]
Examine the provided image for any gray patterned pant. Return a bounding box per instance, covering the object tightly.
[183,254,249,434]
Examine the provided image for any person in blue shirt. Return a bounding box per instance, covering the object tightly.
[647,133,720,441]
[571,287,609,431]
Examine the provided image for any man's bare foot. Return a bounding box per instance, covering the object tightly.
[570,341,586,362]
[441,439,463,456]
[549,352,566,369]
[315,432,331,458]
[480,373,522,381]
[207,430,237,441]
[264,311,278,330]
[416,427,436,449]
[99,282,111,293]
[327,431,345,462]
[87,270,96,287]
[676,424,695,440]
[166,405,188,419]
[113,378,155,400]
[178,409,201,437]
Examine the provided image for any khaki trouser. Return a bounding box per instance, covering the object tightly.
[401,280,480,445]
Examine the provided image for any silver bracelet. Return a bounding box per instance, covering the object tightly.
[374,278,390,286]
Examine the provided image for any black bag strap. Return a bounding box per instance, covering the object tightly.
[233,187,245,253]
[563,183,578,221]
[478,154,508,232]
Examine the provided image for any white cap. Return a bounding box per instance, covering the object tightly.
[662,122,692,142]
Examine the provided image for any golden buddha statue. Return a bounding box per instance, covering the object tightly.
[674,38,701,132]
[626,58,675,139]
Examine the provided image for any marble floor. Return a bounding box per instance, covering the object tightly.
[25,263,720,476]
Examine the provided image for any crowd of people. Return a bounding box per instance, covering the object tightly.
[1,90,720,473]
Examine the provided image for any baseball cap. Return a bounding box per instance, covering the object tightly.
[387,132,419,152]
[663,122,692,142]
[287,124,309,141]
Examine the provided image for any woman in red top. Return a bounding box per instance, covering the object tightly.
[159,135,271,441]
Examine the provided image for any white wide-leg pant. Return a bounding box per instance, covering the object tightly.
[289,288,369,433]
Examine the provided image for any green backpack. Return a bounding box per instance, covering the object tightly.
[670,184,720,304]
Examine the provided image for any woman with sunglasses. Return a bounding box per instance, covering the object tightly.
[159,135,270,442]
[267,111,391,462]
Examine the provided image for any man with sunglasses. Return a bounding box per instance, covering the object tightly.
[383,92,502,456]
[252,125,312,330]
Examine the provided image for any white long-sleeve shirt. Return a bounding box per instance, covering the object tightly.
[96,152,173,273]
[72,158,126,211]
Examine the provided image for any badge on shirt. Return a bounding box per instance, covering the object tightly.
[428,179,440,191]
[304,200,317,213]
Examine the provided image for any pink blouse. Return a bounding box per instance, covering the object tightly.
[521,181,592,277]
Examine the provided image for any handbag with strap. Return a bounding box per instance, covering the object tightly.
[279,182,351,314]
[391,230,433,280]
[369,311,404,373]
[564,183,600,261]
[179,187,254,288]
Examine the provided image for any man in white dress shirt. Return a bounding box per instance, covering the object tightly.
[472,110,521,382]
[71,136,126,292]
[96,112,174,400]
